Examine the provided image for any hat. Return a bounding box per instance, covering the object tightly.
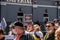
[14,22,23,27]
[53,19,58,22]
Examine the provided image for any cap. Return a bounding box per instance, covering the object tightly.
[14,22,23,27]
[53,19,58,22]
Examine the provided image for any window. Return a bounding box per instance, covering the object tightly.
[17,12,23,16]
[43,14,48,17]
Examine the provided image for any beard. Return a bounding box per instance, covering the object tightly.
[46,30,54,34]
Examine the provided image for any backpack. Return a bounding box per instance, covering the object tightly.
[32,32,41,40]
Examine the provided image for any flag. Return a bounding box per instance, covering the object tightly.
[1,17,7,29]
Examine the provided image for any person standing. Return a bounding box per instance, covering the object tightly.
[14,22,34,40]
[44,22,55,40]
[33,24,43,40]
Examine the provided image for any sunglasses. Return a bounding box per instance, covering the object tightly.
[46,25,50,27]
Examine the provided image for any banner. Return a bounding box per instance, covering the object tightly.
[24,14,32,26]
[6,0,31,4]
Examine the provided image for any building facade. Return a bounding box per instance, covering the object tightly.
[0,0,60,23]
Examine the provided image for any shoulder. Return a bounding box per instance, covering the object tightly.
[20,34,34,40]
[35,31,43,38]
[36,31,43,35]
[25,34,34,40]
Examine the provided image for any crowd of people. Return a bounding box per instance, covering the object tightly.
[0,19,60,40]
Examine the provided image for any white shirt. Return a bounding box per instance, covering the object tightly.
[35,31,43,38]
[25,30,34,35]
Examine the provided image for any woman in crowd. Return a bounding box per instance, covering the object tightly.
[33,24,44,40]
[55,27,60,40]
[25,25,34,35]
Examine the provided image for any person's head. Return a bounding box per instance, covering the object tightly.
[14,22,24,35]
[55,27,60,40]
[0,29,4,39]
[45,22,55,34]
[53,19,59,29]
[53,19,59,23]
[9,24,14,31]
[33,24,40,31]
[26,25,33,32]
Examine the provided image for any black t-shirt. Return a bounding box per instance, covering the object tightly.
[19,34,34,40]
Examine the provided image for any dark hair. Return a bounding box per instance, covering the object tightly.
[14,22,23,27]
[51,22,55,26]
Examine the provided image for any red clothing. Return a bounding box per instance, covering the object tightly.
[14,35,20,40]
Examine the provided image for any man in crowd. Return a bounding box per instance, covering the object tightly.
[53,19,59,29]
[44,22,55,40]
[14,22,34,40]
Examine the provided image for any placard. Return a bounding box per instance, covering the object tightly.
[24,14,32,25]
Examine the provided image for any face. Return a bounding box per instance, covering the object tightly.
[27,25,33,32]
[15,26,24,35]
[45,23,54,33]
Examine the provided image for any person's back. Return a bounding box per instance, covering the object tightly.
[18,34,34,40]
